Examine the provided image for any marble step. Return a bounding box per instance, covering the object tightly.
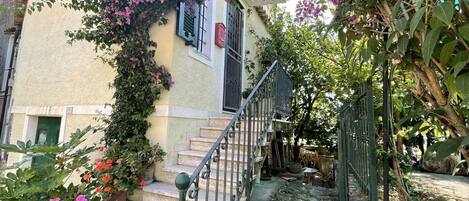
[158,164,244,192]
[178,150,248,172]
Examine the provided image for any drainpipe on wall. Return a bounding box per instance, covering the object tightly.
[0,25,20,161]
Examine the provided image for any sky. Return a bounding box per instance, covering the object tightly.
[279,0,298,14]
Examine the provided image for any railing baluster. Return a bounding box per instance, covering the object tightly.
[223,135,229,201]
[230,125,236,201]
[215,146,220,201]
[246,103,253,199]
[240,108,247,198]
[236,116,242,199]
[204,159,211,201]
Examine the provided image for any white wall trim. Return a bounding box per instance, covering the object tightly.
[219,0,228,113]
[11,105,215,119]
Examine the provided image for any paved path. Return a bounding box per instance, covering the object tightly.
[411,171,469,201]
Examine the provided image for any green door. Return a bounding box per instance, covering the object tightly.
[32,117,61,166]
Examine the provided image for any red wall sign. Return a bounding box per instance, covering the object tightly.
[215,23,226,48]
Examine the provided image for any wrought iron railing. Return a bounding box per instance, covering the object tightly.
[175,61,292,201]
[337,82,378,201]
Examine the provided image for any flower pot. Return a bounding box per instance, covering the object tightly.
[286,163,302,174]
[318,155,334,180]
[145,163,155,181]
[107,191,127,201]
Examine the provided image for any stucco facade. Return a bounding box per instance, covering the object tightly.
[6,0,272,171]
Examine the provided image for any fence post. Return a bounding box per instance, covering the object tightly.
[366,83,378,201]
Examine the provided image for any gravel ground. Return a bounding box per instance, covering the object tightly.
[270,180,339,201]
[409,171,469,201]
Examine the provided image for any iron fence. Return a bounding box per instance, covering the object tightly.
[337,82,378,201]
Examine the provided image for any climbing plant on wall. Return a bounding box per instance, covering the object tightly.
[15,0,202,199]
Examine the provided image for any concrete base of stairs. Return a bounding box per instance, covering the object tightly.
[250,177,286,201]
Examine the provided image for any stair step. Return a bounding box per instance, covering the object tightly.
[200,127,262,139]
[159,165,245,192]
[190,137,249,154]
[143,182,243,201]
[208,117,268,128]
[178,150,248,171]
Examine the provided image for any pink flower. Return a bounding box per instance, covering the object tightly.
[116,158,123,164]
[50,198,60,201]
[75,195,88,201]
[83,173,92,181]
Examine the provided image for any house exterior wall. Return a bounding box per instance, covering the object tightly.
[6,0,271,168]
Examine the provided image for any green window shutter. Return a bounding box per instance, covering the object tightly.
[177,2,199,47]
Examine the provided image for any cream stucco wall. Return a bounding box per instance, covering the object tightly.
[6,0,272,169]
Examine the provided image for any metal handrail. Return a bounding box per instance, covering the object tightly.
[175,60,292,201]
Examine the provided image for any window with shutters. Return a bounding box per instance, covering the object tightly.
[195,0,212,58]
[177,1,213,61]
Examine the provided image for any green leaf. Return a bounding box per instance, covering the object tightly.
[453,61,467,76]
[386,33,397,50]
[396,17,408,32]
[407,121,423,136]
[439,40,457,66]
[6,172,17,180]
[436,137,463,160]
[30,146,64,153]
[17,141,26,150]
[458,23,469,41]
[397,35,410,56]
[422,27,443,65]
[432,1,454,26]
[410,8,425,35]
[462,136,469,146]
[455,73,469,99]
[367,38,379,52]
[0,144,25,153]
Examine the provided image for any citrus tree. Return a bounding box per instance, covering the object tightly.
[298,0,469,165]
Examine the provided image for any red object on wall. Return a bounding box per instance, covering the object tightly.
[215,23,226,48]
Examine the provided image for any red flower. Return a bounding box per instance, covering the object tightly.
[103,163,111,170]
[104,186,112,192]
[96,163,104,171]
[102,173,111,182]
[139,179,145,187]
[106,159,113,164]
[95,158,102,163]
[82,173,92,181]
[116,158,123,164]
[95,187,102,193]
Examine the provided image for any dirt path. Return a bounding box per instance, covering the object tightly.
[411,171,469,201]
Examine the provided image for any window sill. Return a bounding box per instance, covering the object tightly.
[188,48,213,67]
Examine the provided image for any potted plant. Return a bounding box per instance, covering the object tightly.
[82,136,165,201]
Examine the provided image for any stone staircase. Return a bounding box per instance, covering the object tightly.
[142,117,253,201]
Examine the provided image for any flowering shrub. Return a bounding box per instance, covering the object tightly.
[0,127,96,201]
[80,142,165,200]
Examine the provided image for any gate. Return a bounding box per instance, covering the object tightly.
[337,81,378,201]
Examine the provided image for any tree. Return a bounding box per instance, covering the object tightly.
[305,0,469,161]
[250,8,369,160]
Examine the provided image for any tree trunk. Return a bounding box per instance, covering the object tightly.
[396,134,404,155]
[390,136,411,201]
